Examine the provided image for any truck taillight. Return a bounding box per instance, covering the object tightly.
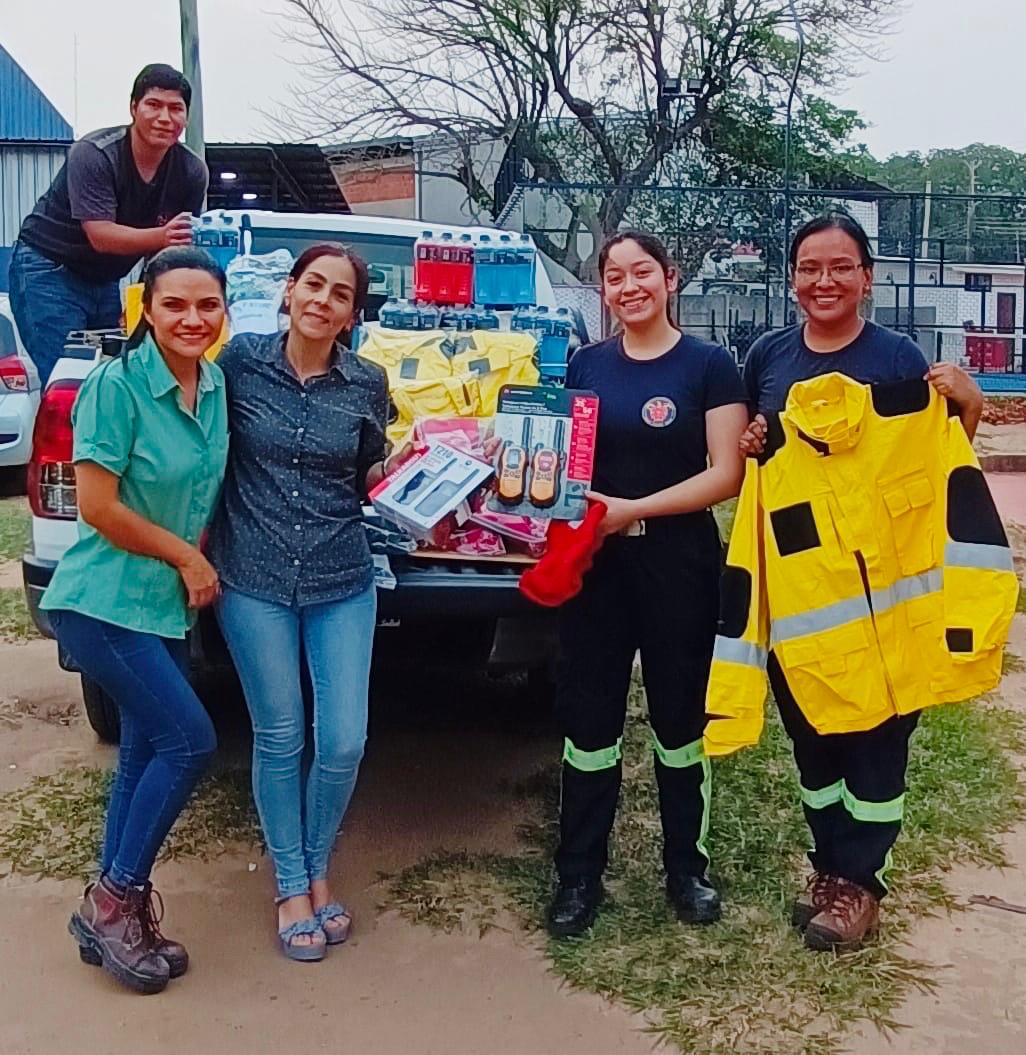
[0,354,28,392]
[28,379,81,520]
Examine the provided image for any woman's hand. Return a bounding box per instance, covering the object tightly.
[383,442,414,477]
[926,362,984,440]
[176,548,221,609]
[585,491,639,536]
[926,362,979,405]
[738,414,768,457]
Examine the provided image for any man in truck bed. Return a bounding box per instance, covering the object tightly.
[9,63,207,386]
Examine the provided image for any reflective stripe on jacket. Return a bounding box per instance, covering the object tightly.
[705,372,1017,756]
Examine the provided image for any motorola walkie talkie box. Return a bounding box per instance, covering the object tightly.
[370,442,494,537]
[486,385,599,521]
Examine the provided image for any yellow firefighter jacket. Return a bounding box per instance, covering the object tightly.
[358,328,539,443]
[704,371,1017,756]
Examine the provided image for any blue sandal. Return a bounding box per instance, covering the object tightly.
[278,916,326,962]
[315,902,353,946]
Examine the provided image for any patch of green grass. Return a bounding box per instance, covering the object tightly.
[0,588,39,643]
[1017,583,1026,616]
[0,765,261,882]
[385,681,1026,1055]
[0,497,30,562]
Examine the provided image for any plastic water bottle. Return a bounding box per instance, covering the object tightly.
[193,215,219,249]
[214,214,239,270]
[456,234,475,305]
[496,235,515,304]
[418,301,440,330]
[474,235,494,305]
[515,234,536,304]
[539,307,572,380]
[440,305,461,331]
[414,231,436,302]
[477,306,500,331]
[398,299,420,330]
[379,297,400,329]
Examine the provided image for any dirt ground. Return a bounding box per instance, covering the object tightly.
[1,448,1026,1054]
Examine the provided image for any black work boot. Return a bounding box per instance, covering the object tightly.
[78,881,188,978]
[546,877,604,938]
[666,873,722,925]
[69,876,170,994]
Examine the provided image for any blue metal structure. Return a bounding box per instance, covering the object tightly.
[0,45,73,290]
[0,44,72,143]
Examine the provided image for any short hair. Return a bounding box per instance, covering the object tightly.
[131,64,192,110]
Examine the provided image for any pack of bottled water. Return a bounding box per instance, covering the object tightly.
[226,250,295,335]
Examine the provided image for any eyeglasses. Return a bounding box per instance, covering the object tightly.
[794,263,865,281]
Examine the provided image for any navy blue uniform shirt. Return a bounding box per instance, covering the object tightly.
[566,333,746,504]
[208,332,389,608]
[743,321,929,414]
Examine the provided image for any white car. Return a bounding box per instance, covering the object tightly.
[0,293,40,468]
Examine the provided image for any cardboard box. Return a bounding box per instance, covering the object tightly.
[486,385,599,521]
[370,441,494,537]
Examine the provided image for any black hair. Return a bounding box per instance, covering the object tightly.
[131,64,192,109]
[597,230,678,324]
[125,247,226,352]
[284,243,371,340]
[789,213,875,271]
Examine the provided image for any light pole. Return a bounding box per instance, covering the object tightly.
[780,1,805,323]
[179,0,205,160]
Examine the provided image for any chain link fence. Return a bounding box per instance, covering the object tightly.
[516,183,1026,382]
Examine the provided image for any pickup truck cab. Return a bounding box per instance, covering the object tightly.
[22,211,566,742]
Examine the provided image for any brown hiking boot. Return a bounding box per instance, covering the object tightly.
[77,881,188,978]
[791,872,839,931]
[69,877,170,994]
[804,878,880,953]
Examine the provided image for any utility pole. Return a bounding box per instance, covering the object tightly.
[921,179,932,258]
[965,158,980,263]
[780,0,805,323]
[179,0,205,160]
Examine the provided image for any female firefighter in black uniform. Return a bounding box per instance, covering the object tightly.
[546,231,748,937]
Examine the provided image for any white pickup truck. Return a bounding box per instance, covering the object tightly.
[21,211,579,741]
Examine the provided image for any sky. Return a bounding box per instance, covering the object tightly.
[3,0,1026,159]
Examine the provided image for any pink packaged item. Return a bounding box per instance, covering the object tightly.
[411,416,488,457]
[438,526,507,557]
[468,491,550,545]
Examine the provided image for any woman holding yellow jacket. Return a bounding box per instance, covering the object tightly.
[731,213,988,952]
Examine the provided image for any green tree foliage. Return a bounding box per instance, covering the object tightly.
[852,145,1026,262]
[280,0,900,278]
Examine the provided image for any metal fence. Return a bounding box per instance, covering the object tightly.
[515,182,1026,381]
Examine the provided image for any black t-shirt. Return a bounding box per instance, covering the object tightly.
[743,321,929,414]
[566,333,746,503]
[19,126,208,283]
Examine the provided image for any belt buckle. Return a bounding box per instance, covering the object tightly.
[620,519,646,537]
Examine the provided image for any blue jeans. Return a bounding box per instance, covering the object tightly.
[216,586,376,899]
[8,240,122,387]
[49,609,217,888]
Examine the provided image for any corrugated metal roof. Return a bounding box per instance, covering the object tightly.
[0,44,72,143]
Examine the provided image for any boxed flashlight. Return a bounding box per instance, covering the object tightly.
[369,442,494,537]
[486,385,599,521]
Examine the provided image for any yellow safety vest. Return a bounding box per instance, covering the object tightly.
[705,371,1018,756]
[358,328,539,443]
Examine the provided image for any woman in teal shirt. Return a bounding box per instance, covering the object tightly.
[42,247,229,995]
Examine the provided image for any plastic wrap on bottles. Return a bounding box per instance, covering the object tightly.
[226,250,294,335]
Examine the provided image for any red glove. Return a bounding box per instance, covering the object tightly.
[518,501,607,607]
